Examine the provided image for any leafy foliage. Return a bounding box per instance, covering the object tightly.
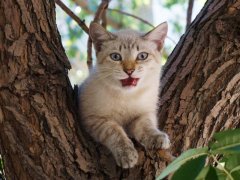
[56,0,203,84]
[210,129,240,154]
[157,129,240,180]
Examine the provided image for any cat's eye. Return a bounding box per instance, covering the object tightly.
[137,52,148,60]
[110,53,122,61]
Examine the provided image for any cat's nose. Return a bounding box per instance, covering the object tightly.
[124,69,135,75]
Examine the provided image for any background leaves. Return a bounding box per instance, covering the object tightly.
[56,0,206,85]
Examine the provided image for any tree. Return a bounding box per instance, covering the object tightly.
[159,0,240,154]
[0,0,239,179]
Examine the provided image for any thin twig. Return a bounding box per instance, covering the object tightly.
[186,0,194,30]
[72,0,121,29]
[108,8,154,28]
[108,8,176,45]
[87,40,93,70]
[55,0,89,34]
[87,0,110,70]
[87,38,93,69]
[93,0,110,22]
[70,0,176,45]
[58,0,176,66]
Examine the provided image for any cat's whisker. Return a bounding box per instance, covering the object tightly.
[113,70,122,73]
[95,73,112,81]
[98,66,115,70]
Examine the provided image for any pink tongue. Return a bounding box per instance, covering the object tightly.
[120,77,139,87]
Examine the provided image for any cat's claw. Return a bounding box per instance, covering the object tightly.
[158,132,171,149]
[142,132,171,150]
[113,143,138,169]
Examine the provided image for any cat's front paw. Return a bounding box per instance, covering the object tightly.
[142,132,171,150]
[113,143,138,169]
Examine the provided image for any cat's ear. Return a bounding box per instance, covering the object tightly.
[89,22,116,52]
[89,22,116,42]
[143,22,168,51]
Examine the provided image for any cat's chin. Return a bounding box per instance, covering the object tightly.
[120,77,139,87]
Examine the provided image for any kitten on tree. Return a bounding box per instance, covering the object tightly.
[79,22,170,168]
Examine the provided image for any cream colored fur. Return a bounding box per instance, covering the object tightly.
[79,22,170,168]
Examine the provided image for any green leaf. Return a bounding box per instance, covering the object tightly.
[213,129,240,140]
[195,166,218,180]
[172,155,207,180]
[157,147,209,180]
[231,165,240,173]
[223,154,240,178]
[215,168,228,180]
[210,129,240,154]
[225,154,240,171]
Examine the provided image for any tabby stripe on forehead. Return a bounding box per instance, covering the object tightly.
[119,45,122,51]
[137,45,139,51]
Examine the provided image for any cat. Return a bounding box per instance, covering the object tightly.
[79,22,170,168]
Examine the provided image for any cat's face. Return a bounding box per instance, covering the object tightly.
[89,22,167,91]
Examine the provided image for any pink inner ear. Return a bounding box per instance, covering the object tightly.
[143,22,168,51]
[153,40,164,51]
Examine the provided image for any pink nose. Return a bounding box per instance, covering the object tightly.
[124,69,135,75]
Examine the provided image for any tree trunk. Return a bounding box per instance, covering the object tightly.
[0,0,162,179]
[0,0,239,179]
[0,0,85,179]
[159,0,240,154]
[159,0,240,155]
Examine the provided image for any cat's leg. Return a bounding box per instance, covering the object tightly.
[85,118,138,168]
[128,113,170,149]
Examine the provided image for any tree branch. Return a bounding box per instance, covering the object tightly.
[55,0,110,70]
[55,0,89,34]
[72,0,122,29]
[87,0,110,70]
[108,8,154,28]
[87,38,93,69]
[186,0,194,30]
[56,0,176,67]
[93,0,110,23]
[107,8,176,45]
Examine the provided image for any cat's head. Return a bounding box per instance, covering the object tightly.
[89,22,167,91]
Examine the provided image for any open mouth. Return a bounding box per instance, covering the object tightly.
[120,77,139,87]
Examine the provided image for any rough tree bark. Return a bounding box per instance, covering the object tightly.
[0,0,165,179]
[159,0,240,155]
[0,0,239,180]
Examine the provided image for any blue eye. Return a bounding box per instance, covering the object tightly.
[137,52,148,60]
[110,53,122,61]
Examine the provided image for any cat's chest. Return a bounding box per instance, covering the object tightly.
[98,88,158,122]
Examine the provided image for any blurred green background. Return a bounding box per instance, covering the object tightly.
[56,0,206,85]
